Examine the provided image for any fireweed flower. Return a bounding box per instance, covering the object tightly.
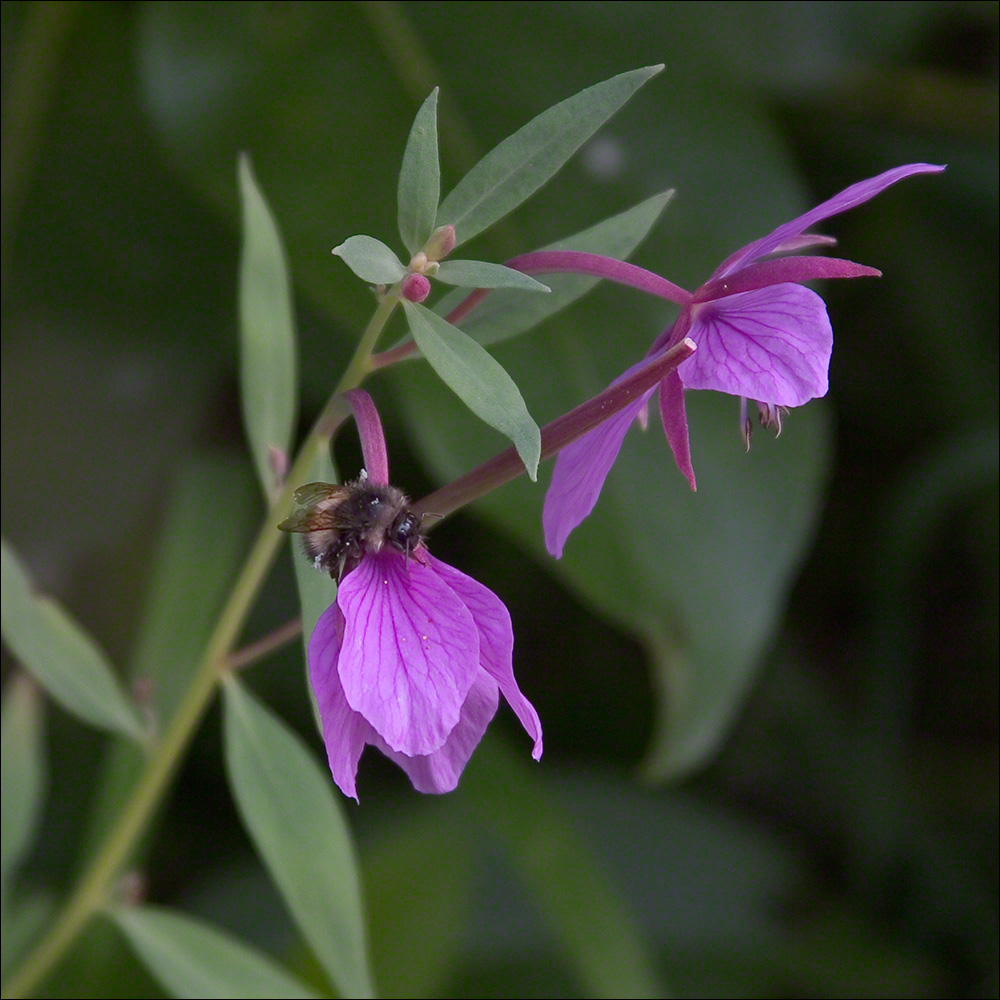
[304,391,542,800]
[532,163,945,557]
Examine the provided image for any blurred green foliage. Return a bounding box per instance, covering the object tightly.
[2,2,996,997]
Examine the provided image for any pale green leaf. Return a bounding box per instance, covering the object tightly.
[435,190,674,346]
[1,677,46,901]
[0,539,144,741]
[402,301,541,479]
[397,88,440,255]
[436,65,663,246]
[113,905,320,1000]
[238,154,298,500]
[222,678,374,998]
[332,235,405,284]
[435,259,550,293]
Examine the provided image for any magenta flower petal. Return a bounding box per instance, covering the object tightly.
[374,673,500,793]
[308,603,373,801]
[658,368,697,491]
[679,284,831,406]
[336,551,480,756]
[715,163,945,278]
[544,377,656,558]
[428,554,543,759]
[695,256,881,302]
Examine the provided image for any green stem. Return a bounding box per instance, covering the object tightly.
[2,298,399,999]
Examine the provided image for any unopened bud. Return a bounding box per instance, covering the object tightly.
[424,224,456,262]
[401,272,431,303]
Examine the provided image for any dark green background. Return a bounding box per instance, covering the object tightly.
[2,2,996,996]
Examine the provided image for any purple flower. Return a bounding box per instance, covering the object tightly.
[309,550,542,800]
[304,391,542,801]
[542,163,945,557]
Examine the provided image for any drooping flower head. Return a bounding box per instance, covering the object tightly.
[538,163,945,557]
[301,390,542,800]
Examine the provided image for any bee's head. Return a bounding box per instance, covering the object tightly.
[388,511,422,558]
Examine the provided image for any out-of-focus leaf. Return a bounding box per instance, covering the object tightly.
[0,677,46,901]
[402,301,541,479]
[436,65,663,246]
[239,154,298,501]
[433,191,674,347]
[332,235,405,284]
[364,805,474,998]
[1,892,54,982]
[85,458,258,848]
[638,395,829,780]
[0,539,144,741]
[465,737,665,998]
[397,88,440,255]
[113,905,320,1000]
[435,259,550,293]
[222,678,374,999]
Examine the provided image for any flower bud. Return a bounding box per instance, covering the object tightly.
[401,272,431,303]
[424,224,456,262]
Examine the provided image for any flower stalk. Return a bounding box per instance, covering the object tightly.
[413,336,695,519]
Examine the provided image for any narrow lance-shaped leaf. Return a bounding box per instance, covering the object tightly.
[402,300,541,479]
[435,259,550,293]
[397,88,440,255]
[0,539,144,741]
[1,676,46,902]
[436,64,663,247]
[222,677,375,999]
[332,235,406,284]
[113,905,321,1000]
[238,154,298,500]
[434,190,675,347]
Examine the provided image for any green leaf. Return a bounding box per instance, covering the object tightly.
[435,190,674,347]
[635,396,830,781]
[113,905,320,1000]
[2,892,55,982]
[222,678,374,999]
[238,154,298,500]
[0,539,144,741]
[397,88,440,255]
[332,235,405,284]
[466,737,666,998]
[436,65,663,247]
[1,676,46,902]
[402,301,541,479]
[84,458,258,850]
[435,259,550,293]
[364,807,473,998]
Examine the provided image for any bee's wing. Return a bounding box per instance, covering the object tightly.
[277,483,351,533]
[292,482,343,506]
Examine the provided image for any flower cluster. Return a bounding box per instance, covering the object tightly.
[298,164,942,799]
